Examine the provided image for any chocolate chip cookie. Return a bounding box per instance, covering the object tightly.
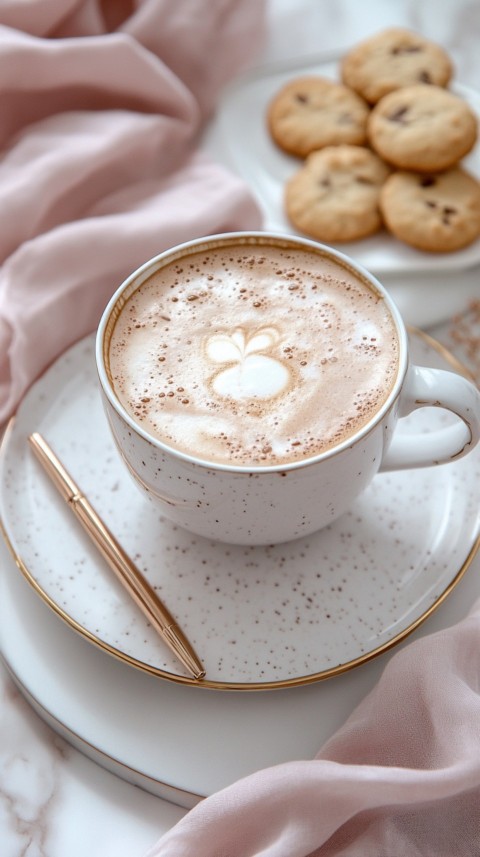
[380,168,480,252]
[267,76,370,158]
[285,145,390,242]
[367,84,478,172]
[341,27,453,104]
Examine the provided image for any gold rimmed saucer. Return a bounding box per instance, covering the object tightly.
[0,330,479,690]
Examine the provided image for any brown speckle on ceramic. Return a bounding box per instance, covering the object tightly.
[0,334,478,689]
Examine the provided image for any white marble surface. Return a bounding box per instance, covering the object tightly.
[2,2,480,855]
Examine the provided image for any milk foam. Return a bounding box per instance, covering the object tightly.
[108,243,399,466]
[206,327,290,400]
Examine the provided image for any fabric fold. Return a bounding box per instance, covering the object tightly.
[0,0,266,422]
[0,153,262,421]
[146,599,480,856]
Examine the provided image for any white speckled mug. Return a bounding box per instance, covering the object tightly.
[96,232,480,545]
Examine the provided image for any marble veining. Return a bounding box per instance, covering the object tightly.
[0,676,68,855]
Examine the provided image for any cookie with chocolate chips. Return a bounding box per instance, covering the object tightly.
[367,84,478,172]
[341,27,453,104]
[267,76,370,158]
[285,145,390,242]
[380,168,480,252]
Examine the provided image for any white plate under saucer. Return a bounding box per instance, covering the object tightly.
[3,529,479,809]
[0,330,479,691]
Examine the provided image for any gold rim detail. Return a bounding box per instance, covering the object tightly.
[0,328,478,691]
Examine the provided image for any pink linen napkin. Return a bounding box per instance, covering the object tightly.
[0,0,266,422]
[147,597,480,856]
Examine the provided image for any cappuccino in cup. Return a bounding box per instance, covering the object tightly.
[97,232,480,545]
[107,240,399,467]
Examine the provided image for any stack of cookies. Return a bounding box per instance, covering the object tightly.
[268,28,480,253]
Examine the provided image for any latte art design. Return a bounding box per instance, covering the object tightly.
[206,327,290,401]
[108,242,399,466]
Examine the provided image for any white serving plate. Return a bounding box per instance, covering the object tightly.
[202,52,480,327]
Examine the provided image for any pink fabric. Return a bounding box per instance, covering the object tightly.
[0,0,265,421]
[147,598,480,856]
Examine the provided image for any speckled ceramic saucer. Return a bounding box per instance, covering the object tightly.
[1,331,479,690]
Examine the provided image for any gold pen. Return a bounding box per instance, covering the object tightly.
[28,432,206,681]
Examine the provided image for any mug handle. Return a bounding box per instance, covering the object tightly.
[380,364,480,471]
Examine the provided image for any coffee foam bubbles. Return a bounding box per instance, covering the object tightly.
[108,244,399,466]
